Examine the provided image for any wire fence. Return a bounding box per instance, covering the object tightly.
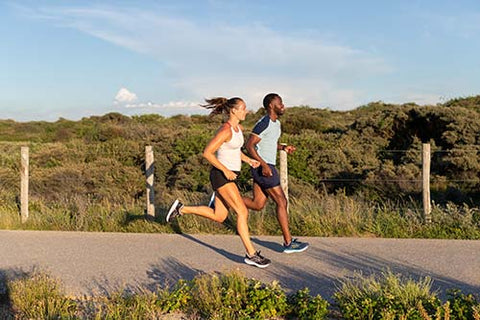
[3,144,480,188]
[2,142,480,222]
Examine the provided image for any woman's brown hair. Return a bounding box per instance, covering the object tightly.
[201,97,243,117]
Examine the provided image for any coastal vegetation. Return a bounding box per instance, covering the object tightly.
[1,270,479,319]
[1,95,480,238]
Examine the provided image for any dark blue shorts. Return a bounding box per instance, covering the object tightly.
[251,164,281,190]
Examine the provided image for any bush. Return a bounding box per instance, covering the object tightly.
[4,270,479,319]
[188,271,289,319]
[447,289,480,320]
[287,287,329,320]
[334,271,441,319]
[8,272,77,319]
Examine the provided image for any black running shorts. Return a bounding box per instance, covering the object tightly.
[210,167,240,191]
[251,164,281,190]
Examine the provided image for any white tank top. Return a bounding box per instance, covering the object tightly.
[217,125,244,171]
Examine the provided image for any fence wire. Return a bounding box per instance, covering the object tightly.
[1,143,479,209]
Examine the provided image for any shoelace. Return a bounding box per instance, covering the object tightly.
[255,251,265,259]
[248,251,264,260]
[284,239,297,247]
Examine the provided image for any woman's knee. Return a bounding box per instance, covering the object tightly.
[234,206,249,219]
[213,210,228,223]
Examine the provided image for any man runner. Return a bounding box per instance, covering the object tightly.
[243,93,309,253]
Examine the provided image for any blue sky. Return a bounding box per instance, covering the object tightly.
[2,1,479,121]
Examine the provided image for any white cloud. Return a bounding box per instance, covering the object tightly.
[114,87,138,104]
[125,101,200,109]
[113,87,202,114]
[21,4,393,111]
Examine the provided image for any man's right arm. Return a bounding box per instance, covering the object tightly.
[246,134,273,177]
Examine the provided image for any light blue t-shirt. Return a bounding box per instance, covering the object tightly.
[251,115,281,165]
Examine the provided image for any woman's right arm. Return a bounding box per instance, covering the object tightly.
[202,124,237,180]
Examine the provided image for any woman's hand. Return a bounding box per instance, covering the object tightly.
[223,169,237,181]
[249,159,260,168]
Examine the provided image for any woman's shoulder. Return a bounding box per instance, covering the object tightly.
[215,122,233,138]
[218,122,231,132]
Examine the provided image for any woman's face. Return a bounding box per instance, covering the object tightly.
[232,100,247,121]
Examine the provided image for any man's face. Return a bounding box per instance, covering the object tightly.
[272,96,286,116]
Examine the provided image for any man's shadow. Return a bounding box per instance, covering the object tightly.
[251,237,284,252]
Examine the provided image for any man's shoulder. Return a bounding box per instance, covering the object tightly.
[252,115,271,135]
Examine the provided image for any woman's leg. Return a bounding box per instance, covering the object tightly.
[181,196,229,223]
[216,183,256,256]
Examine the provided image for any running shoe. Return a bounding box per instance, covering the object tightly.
[208,192,215,209]
[283,238,309,254]
[166,199,183,222]
[244,251,271,268]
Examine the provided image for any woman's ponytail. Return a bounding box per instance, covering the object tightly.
[201,97,243,117]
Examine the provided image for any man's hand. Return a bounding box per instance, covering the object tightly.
[284,145,296,154]
[261,163,273,177]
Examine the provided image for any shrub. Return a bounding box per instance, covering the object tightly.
[287,287,329,320]
[8,272,77,319]
[334,271,441,319]
[188,271,289,319]
[447,289,480,320]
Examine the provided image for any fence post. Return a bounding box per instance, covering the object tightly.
[145,146,155,218]
[422,143,432,223]
[279,143,289,207]
[20,146,29,223]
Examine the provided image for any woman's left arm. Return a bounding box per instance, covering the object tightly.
[241,152,259,167]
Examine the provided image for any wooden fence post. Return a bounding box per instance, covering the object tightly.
[422,143,432,223]
[279,143,289,207]
[145,146,155,218]
[20,146,29,223]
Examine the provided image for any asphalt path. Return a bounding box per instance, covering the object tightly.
[1,230,479,301]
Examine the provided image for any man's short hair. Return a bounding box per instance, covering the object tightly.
[263,93,280,109]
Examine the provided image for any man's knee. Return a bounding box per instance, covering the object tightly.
[274,195,288,209]
[251,201,266,211]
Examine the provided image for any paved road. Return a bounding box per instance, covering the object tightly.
[1,230,479,301]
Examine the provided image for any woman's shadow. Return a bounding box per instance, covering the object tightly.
[156,201,245,264]
[180,233,244,264]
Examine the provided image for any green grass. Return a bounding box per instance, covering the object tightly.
[1,182,480,239]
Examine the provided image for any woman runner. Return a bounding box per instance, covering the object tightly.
[166,97,271,268]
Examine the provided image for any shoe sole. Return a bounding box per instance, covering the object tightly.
[166,199,179,222]
[283,244,309,254]
[244,258,271,268]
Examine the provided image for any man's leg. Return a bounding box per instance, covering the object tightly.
[243,182,268,211]
[265,185,309,253]
[264,185,291,245]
